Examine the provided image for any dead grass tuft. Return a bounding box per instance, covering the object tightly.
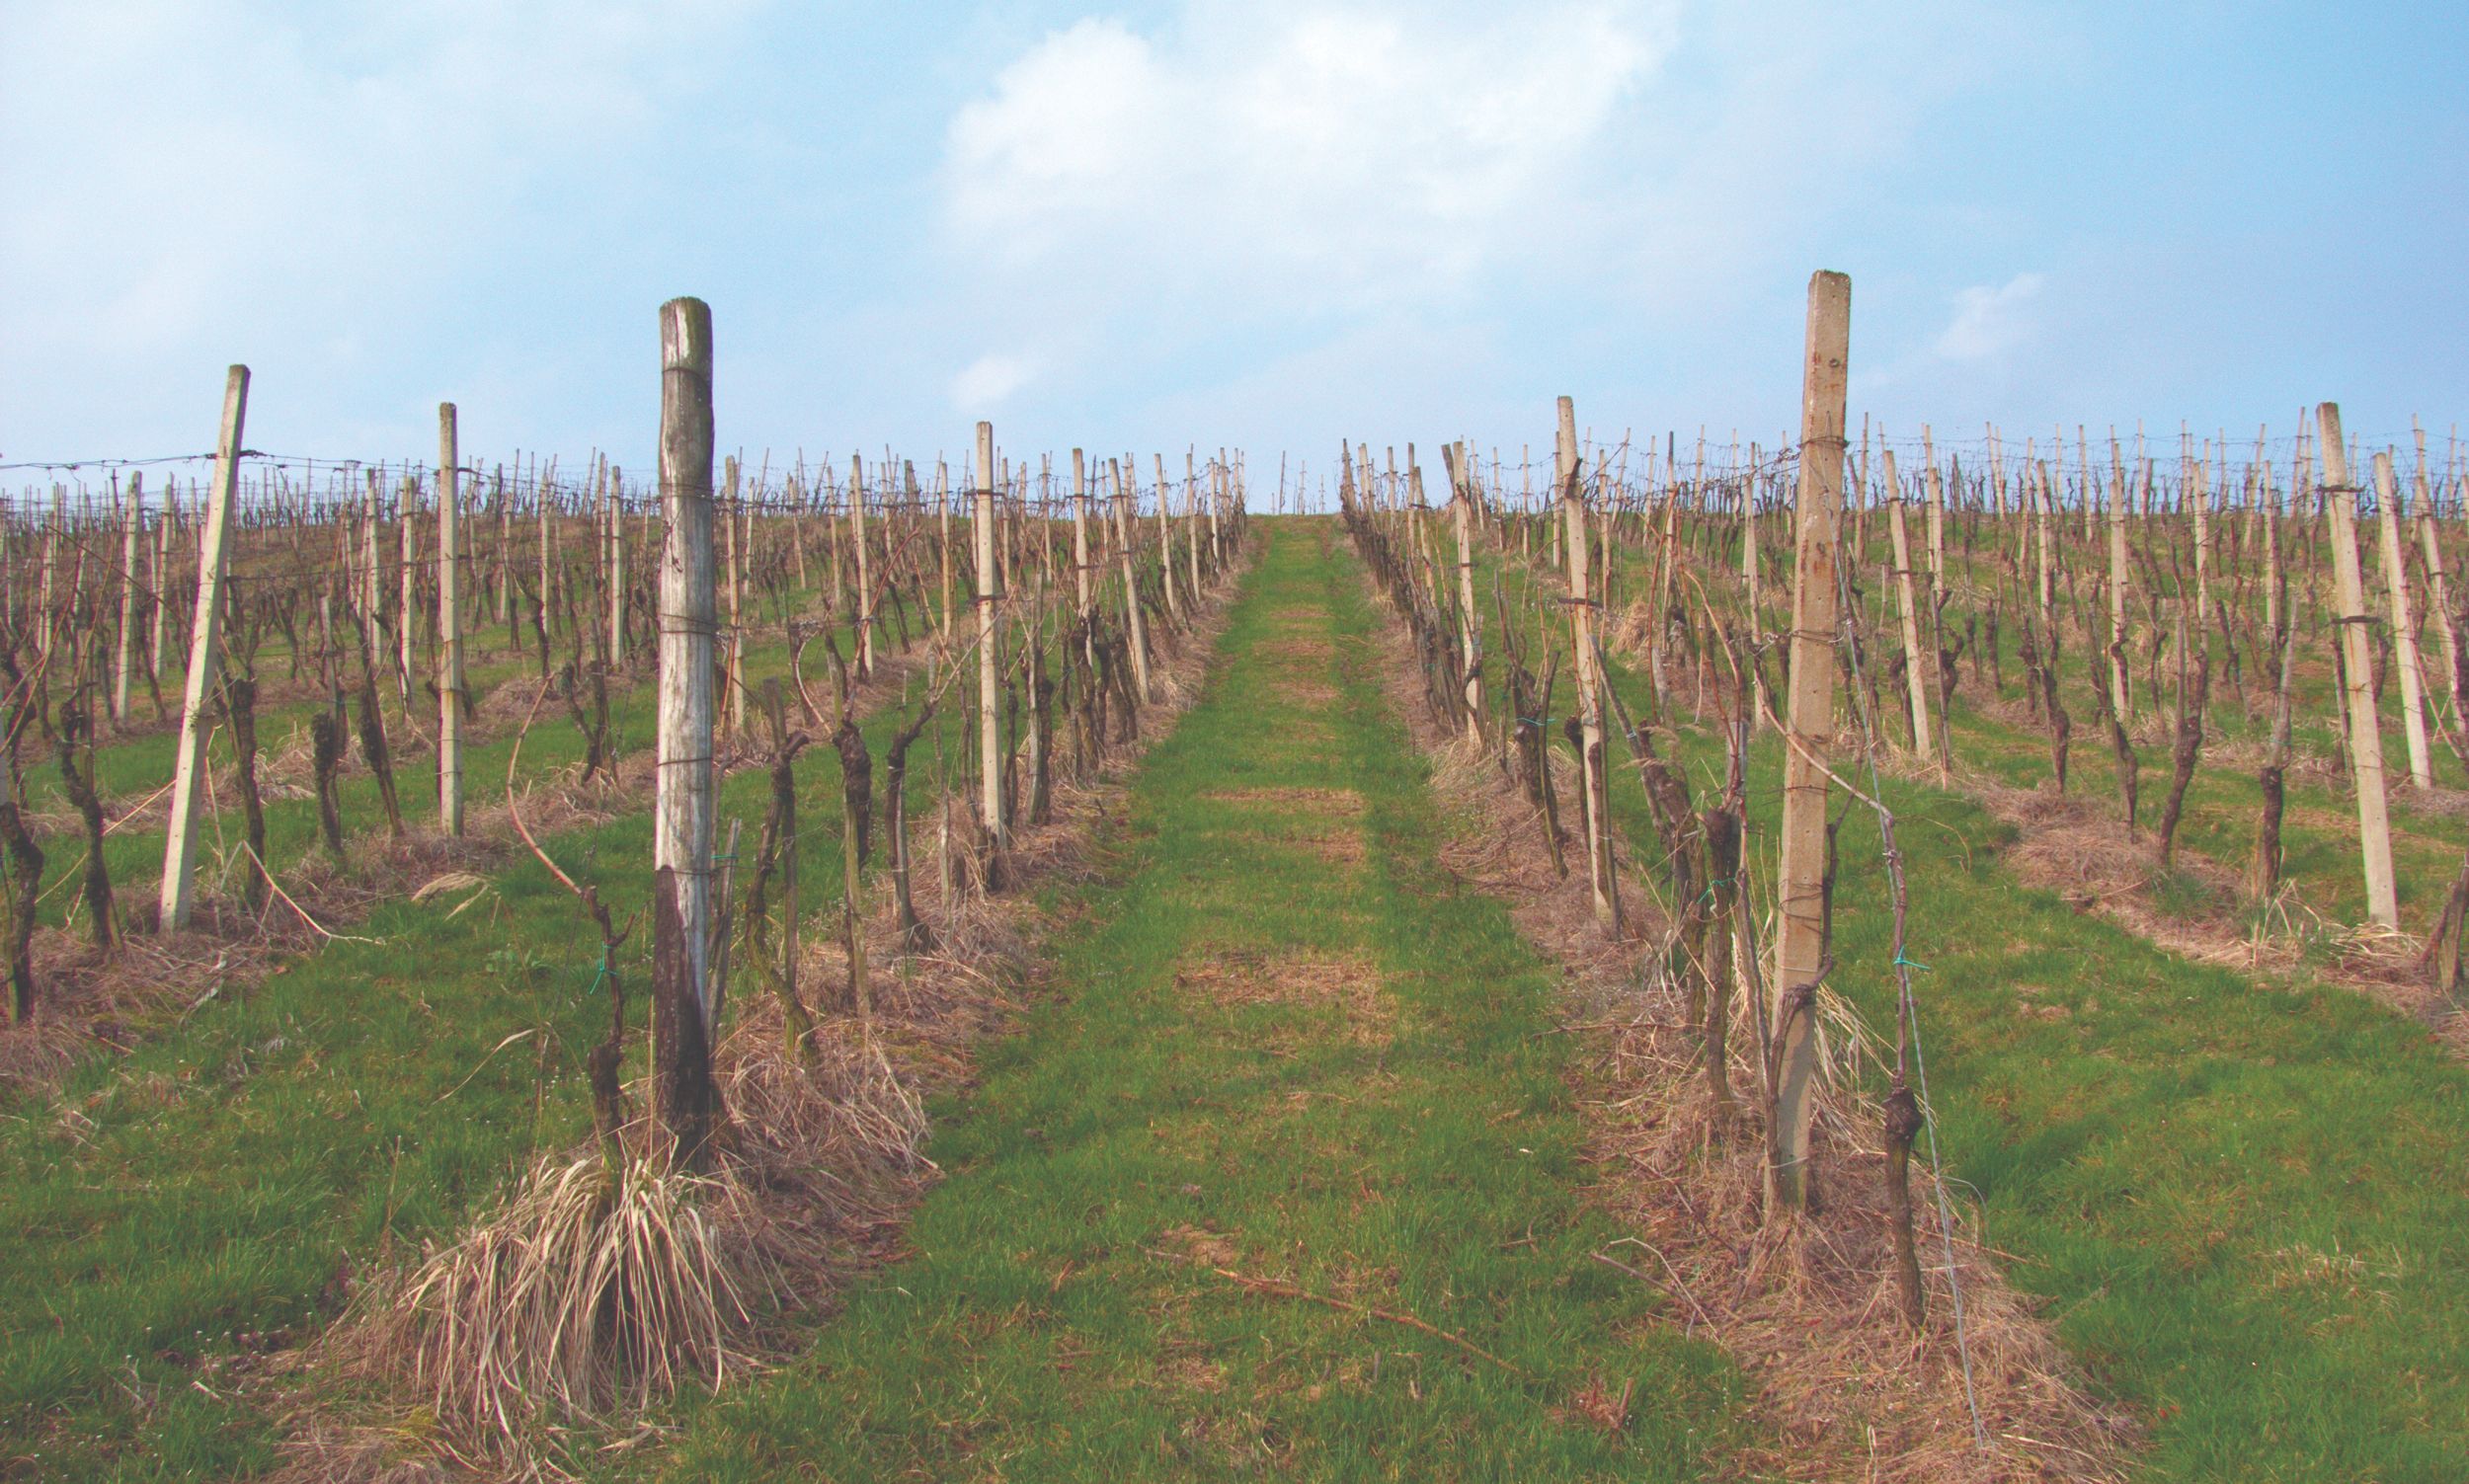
[1176,949,1392,1046]
[366,1149,773,1446]
[1201,786,1366,817]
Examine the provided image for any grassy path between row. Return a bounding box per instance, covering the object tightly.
[630,522,1750,1480]
[1492,540,2469,1481]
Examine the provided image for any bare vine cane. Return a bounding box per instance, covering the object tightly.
[506,676,635,1159]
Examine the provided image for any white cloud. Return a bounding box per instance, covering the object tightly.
[942,1,1673,307]
[0,0,761,454]
[951,351,1040,409]
[1934,273,2046,361]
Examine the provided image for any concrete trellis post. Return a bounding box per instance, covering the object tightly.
[1769,270,1851,1215]
[654,297,719,1165]
[160,366,248,933]
[2317,403,2400,929]
[438,403,464,835]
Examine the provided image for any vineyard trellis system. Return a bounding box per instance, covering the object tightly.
[2,272,2463,1479]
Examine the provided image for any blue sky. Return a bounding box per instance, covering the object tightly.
[3,0,2463,490]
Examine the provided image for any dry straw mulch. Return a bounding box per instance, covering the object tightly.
[1365,576,2138,1482]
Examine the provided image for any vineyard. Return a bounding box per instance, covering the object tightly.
[2,279,2464,1483]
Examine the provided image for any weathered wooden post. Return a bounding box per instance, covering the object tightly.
[1450,447,1483,741]
[160,366,248,933]
[397,476,419,701]
[150,481,174,691]
[1189,451,1207,602]
[1112,457,1153,698]
[1071,449,1093,625]
[1769,270,1851,1215]
[1557,396,1618,934]
[654,297,719,1166]
[438,403,465,835]
[975,422,1009,875]
[2372,453,2433,790]
[2108,435,2134,720]
[1155,454,1183,623]
[1884,451,1933,759]
[608,464,630,666]
[351,469,372,627]
[849,452,875,676]
[114,474,142,726]
[724,456,746,735]
[2318,403,2400,929]
[2419,507,2461,721]
[494,464,512,645]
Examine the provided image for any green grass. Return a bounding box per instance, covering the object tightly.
[623,521,1752,1481]
[1493,525,2469,1482]
[0,603,974,1479]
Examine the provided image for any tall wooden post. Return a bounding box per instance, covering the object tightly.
[1884,452,1932,758]
[361,470,382,630]
[537,462,553,652]
[1112,457,1153,698]
[1769,271,1851,1214]
[2419,508,2461,723]
[2108,435,2133,720]
[2318,404,2400,929]
[654,298,720,1166]
[608,465,629,666]
[936,462,954,639]
[1188,450,1205,601]
[151,481,174,688]
[724,456,747,735]
[160,366,248,933]
[1155,454,1183,622]
[438,403,465,835]
[114,474,141,725]
[1451,450,1483,741]
[494,465,512,641]
[398,477,419,701]
[1071,449,1094,623]
[2372,454,2433,790]
[975,422,1007,865]
[1557,396,1617,934]
[849,453,874,675]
